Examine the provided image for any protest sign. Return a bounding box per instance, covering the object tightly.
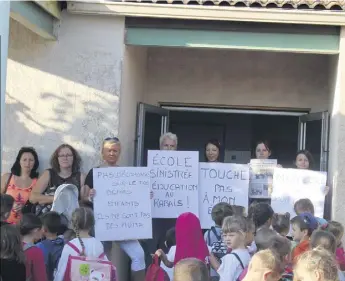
[199,163,249,229]
[148,150,199,218]
[93,167,152,241]
[271,168,327,218]
[249,159,277,198]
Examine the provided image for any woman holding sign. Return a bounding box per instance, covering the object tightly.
[294,150,330,196]
[205,139,221,162]
[85,137,146,281]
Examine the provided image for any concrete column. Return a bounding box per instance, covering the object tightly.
[329,27,345,241]
[0,1,10,175]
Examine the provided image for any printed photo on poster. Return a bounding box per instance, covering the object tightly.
[249,159,277,198]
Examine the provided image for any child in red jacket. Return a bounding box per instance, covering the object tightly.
[291,213,318,262]
[19,213,47,281]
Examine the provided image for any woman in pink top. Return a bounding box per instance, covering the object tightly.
[1,147,39,224]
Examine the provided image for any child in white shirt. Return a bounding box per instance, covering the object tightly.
[210,216,251,281]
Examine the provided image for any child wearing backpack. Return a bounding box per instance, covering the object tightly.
[54,207,115,281]
[210,215,251,281]
[205,202,233,281]
[36,212,65,281]
[0,224,26,281]
[20,213,47,281]
[160,227,176,281]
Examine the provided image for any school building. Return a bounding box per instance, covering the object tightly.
[1,0,345,277]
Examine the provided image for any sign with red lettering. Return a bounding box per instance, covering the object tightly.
[199,163,249,229]
[148,150,199,218]
[93,167,152,241]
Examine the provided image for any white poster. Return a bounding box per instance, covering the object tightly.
[249,159,277,198]
[93,167,152,241]
[148,150,199,218]
[199,163,249,229]
[271,168,327,218]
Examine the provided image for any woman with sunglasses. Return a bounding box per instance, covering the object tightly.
[1,147,39,224]
[29,144,86,216]
[84,137,146,281]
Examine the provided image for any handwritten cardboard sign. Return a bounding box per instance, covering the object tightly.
[199,163,249,229]
[93,167,152,241]
[148,150,199,218]
[271,168,327,218]
[249,159,277,198]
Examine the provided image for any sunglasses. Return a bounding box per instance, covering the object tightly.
[104,137,120,142]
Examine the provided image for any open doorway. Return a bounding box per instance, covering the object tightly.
[169,111,299,167]
[135,103,329,172]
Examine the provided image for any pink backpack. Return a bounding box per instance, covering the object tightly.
[63,242,116,281]
[145,255,170,281]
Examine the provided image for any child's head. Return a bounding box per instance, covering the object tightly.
[0,224,25,263]
[294,198,315,215]
[310,230,337,254]
[174,258,209,281]
[245,249,284,281]
[294,247,339,281]
[0,194,14,221]
[165,227,176,249]
[291,213,318,242]
[71,207,95,255]
[246,217,256,246]
[250,203,274,231]
[41,211,62,236]
[255,228,278,251]
[222,215,248,250]
[19,213,42,241]
[232,205,246,216]
[211,202,233,227]
[322,221,344,247]
[272,213,291,237]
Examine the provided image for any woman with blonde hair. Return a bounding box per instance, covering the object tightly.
[84,137,146,281]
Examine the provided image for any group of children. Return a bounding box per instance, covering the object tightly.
[153,199,345,281]
[0,193,102,281]
[1,190,345,281]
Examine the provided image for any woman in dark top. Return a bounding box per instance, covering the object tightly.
[205,139,221,162]
[29,144,86,216]
[0,224,26,281]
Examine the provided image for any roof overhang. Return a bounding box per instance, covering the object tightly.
[67,1,345,26]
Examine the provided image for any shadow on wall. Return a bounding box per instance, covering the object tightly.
[4,16,124,173]
[3,90,117,174]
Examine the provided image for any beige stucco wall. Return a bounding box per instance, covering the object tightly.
[329,27,345,243]
[145,48,330,112]
[4,13,125,173]
[119,46,148,166]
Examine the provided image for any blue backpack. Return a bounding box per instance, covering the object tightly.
[39,238,65,281]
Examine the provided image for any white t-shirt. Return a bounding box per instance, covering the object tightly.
[161,246,176,281]
[218,249,251,281]
[54,237,108,281]
[161,245,212,281]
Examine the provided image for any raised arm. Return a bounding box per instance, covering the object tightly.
[155,249,174,268]
[0,173,11,193]
[79,173,90,201]
[29,170,54,204]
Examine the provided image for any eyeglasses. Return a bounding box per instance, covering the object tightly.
[104,137,120,142]
[58,154,73,158]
